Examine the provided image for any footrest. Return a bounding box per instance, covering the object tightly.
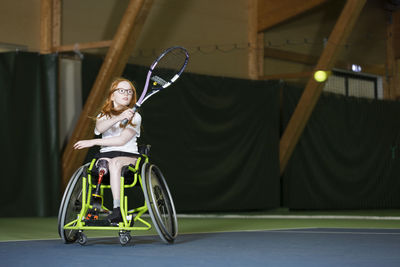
[84,219,111,226]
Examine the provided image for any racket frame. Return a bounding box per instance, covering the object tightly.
[122,46,189,126]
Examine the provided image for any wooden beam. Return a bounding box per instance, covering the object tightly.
[264,47,385,76]
[54,40,113,52]
[52,0,61,48]
[248,0,265,79]
[257,33,264,77]
[385,12,394,99]
[279,0,366,175]
[396,58,400,99]
[40,0,52,53]
[61,0,153,189]
[248,0,260,79]
[258,0,328,32]
[394,10,400,60]
[114,0,154,76]
[385,10,400,99]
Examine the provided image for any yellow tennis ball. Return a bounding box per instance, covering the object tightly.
[314,70,329,82]
[153,81,157,86]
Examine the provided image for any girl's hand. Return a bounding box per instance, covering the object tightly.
[118,109,134,122]
[73,139,96,150]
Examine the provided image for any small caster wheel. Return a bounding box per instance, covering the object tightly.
[119,233,131,246]
[78,232,87,245]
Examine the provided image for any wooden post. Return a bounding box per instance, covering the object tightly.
[248,0,260,79]
[61,0,153,189]
[40,0,52,53]
[52,0,61,48]
[386,12,395,99]
[279,0,366,175]
[257,32,264,77]
[385,10,400,100]
[113,0,154,76]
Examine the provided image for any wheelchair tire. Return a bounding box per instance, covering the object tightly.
[58,163,89,243]
[142,163,178,244]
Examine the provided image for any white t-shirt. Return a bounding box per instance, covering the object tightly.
[94,112,141,154]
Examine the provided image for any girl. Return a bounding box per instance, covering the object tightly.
[74,77,141,223]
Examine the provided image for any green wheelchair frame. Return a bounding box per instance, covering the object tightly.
[58,152,178,246]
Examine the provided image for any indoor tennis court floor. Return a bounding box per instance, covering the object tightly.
[1,209,400,266]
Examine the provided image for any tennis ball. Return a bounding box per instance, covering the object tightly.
[314,70,329,82]
[153,81,157,86]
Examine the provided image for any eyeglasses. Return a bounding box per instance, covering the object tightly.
[115,88,134,95]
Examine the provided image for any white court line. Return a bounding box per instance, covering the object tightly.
[265,229,400,235]
[173,227,400,237]
[177,214,400,220]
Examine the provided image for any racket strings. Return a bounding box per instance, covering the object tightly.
[152,49,188,83]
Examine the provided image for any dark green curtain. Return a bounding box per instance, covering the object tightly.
[5,51,400,215]
[282,85,400,209]
[82,54,281,212]
[1,52,60,217]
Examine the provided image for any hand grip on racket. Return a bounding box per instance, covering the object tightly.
[121,46,189,127]
[121,106,138,126]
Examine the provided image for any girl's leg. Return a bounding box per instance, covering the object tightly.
[108,156,138,201]
[107,156,138,221]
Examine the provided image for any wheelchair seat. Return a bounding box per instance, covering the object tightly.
[88,144,151,185]
[87,157,143,185]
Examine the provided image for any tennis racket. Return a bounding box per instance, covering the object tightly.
[121,46,189,126]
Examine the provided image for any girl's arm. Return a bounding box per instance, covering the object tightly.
[95,109,134,134]
[73,127,136,150]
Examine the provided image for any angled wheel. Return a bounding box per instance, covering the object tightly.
[119,231,132,246]
[142,163,178,243]
[77,232,87,245]
[58,163,89,243]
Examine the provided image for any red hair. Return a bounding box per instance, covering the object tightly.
[98,78,137,127]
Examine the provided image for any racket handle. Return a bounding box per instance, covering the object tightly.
[121,106,138,127]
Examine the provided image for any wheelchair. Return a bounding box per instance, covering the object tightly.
[57,145,178,246]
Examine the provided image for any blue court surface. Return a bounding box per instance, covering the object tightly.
[1,228,400,266]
